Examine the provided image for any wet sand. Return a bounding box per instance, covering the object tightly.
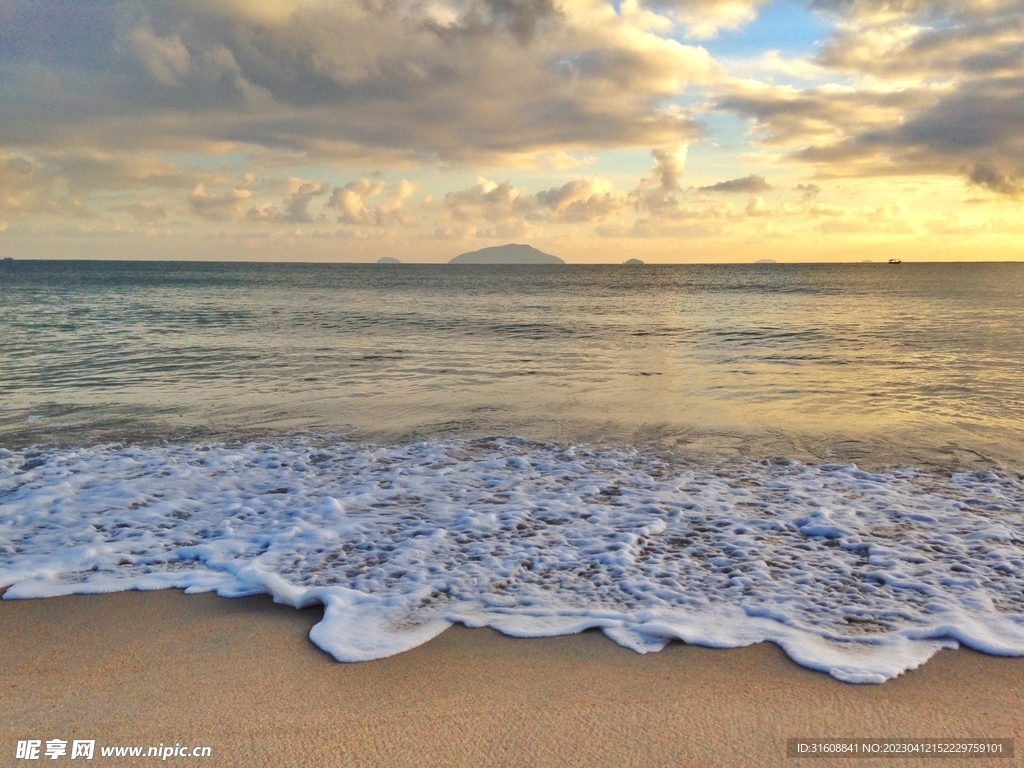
[1,589,1021,767]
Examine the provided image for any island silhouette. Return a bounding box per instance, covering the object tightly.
[449,244,564,264]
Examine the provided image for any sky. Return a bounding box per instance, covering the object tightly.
[1,0,1023,263]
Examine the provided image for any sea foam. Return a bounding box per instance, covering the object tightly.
[2,437,1023,683]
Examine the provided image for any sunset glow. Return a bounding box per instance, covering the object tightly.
[2,0,1022,262]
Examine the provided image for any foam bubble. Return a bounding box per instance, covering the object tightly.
[2,437,1023,682]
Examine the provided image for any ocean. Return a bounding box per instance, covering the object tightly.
[2,260,1022,682]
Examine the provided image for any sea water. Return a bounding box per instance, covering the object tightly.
[1,261,1022,682]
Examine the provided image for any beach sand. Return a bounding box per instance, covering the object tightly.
[1,590,1020,767]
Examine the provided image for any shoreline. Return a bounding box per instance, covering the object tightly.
[2,589,1022,766]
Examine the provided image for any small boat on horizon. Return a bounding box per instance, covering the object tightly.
[888,258,902,264]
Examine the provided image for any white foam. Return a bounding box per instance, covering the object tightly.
[2,438,1023,682]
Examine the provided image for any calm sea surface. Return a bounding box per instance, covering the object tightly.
[2,260,1022,469]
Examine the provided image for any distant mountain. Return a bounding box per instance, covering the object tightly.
[623,258,644,265]
[755,258,778,264]
[449,244,564,264]
[376,256,401,264]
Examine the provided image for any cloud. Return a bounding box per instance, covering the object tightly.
[0,0,715,163]
[0,151,203,220]
[968,162,1024,199]
[795,183,821,201]
[813,0,1024,79]
[535,178,630,222]
[603,146,776,231]
[327,178,417,226]
[0,153,83,219]
[717,0,1024,193]
[244,178,332,224]
[719,81,937,150]
[376,179,419,227]
[642,0,769,39]
[421,0,562,44]
[808,203,845,217]
[280,179,330,223]
[434,152,786,239]
[628,148,779,228]
[754,50,829,80]
[698,174,771,193]
[779,77,1024,186]
[126,21,191,87]
[245,202,280,223]
[745,195,769,215]
[634,146,689,215]
[442,178,536,226]
[329,180,387,226]
[432,173,633,236]
[111,203,168,223]
[190,183,252,220]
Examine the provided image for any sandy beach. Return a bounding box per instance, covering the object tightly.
[0,589,1020,767]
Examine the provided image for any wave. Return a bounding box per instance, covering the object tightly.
[2,436,1023,683]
